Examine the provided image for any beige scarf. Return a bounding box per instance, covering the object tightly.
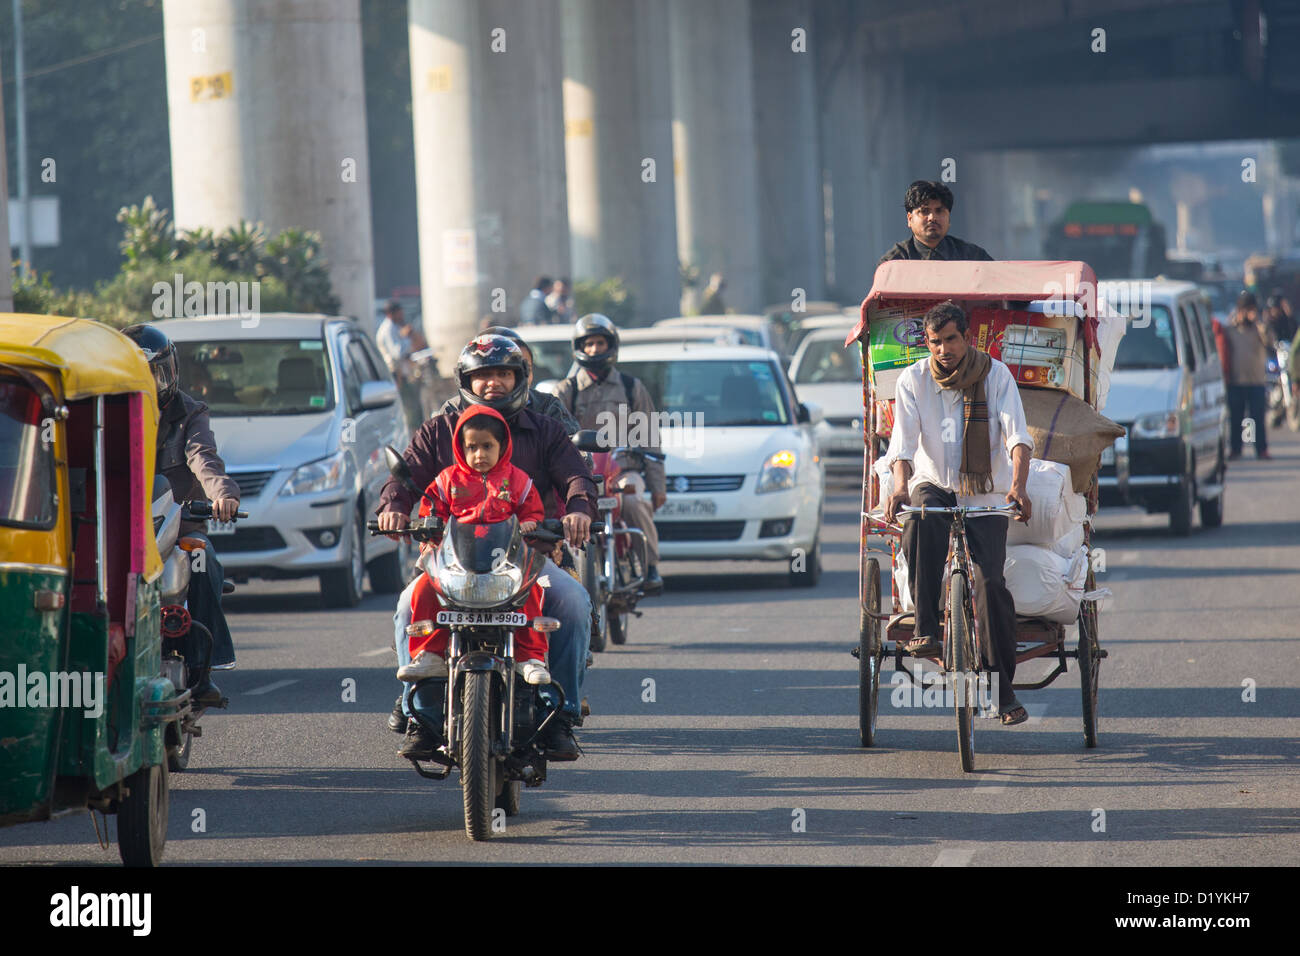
[930,348,994,496]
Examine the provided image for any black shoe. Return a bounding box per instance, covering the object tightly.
[398,723,440,760]
[642,566,664,595]
[540,715,580,761]
[191,681,223,706]
[387,696,408,734]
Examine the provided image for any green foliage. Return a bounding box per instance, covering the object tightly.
[574,277,636,328]
[14,197,337,326]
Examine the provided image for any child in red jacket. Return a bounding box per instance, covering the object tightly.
[396,404,551,685]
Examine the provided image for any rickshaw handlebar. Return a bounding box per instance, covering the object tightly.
[896,503,1020,518]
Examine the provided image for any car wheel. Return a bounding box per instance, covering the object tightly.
[1169,466,1195,537]
[320,509,365,607]
[1199,447,1225,529]
[788,534,821,588]
[368,535,415,594]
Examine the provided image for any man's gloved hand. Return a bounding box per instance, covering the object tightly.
[212,497,240,522]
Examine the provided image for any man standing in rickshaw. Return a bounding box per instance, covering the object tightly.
[881,302,1033,726]
[879,181,993,266]
[124,324,241,704]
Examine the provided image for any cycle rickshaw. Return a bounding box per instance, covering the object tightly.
[845,261,1111,772]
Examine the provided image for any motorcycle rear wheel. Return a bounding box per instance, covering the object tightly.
[461,671,499,841]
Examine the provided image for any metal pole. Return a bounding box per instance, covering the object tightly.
[94,396,108,607]
[12,0,32,276]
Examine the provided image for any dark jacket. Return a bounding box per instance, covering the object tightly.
[878,234,993,266]
[378,404,596,520]
[519,291,555,326]
[439,388,581,436]
[156,391,240,533]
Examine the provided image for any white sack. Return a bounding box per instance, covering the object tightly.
[1006,458,1089,556]
[1004,544,1088,624]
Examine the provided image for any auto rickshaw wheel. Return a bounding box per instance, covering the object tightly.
[166,724,193,772]
[118,761,169,867]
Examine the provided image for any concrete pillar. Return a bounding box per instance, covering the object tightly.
[560,0,679,325]
[163,0,376,325]
[668,0,762,315]
[409,0,570,366]
[751,0,824,308]
[0,47,12,313]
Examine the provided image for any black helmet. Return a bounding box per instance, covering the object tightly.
[122,324,181,408]
[455,334,530,418]
[479,325,532,374]
[572,313,619,373]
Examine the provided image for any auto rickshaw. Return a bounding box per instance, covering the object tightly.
[0,313,184,865]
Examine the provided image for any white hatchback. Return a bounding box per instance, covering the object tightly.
[615,343,826,586]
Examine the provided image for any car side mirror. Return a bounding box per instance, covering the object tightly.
[798,401,824,425]
[384,445,425,501]
[359,380,398,410]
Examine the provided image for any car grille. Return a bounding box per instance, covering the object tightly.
[210,527,287,554]
[229,470,278,497]
[654,520,746,541]
[666,475,745,493]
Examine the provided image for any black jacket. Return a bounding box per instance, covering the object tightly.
[878,234,993,267]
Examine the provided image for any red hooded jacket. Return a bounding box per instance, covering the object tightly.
[418,404,544,526]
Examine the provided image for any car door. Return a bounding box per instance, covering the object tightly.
[333,326,388,522]
[1175,295,1215,481]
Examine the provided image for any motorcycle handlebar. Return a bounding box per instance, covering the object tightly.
[184,501,248,521]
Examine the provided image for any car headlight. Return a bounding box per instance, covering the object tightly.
[756,450,798,494]
[1130,412,1180,439]
[280,451,347,496]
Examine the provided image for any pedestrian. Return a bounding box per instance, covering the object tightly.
[699,272,727,315]
[878,180,993,266]
[520,276,556,326]
[1223,291,1275,460]
[547,277,575,325]
[376,299,429,432]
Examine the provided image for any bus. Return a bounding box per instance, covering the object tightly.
[1044,201,1168,279]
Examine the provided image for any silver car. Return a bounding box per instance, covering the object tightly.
[156,314,413,606]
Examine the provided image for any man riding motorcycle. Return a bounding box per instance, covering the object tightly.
[122,324,241,704]
[377,334,596,760]
[552,314,667,592]
[441,325,581,436]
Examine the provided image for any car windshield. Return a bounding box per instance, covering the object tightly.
[793,338,862,384]
[617,358,791,426]
[521,338,574,383]
[0,379,56,527]
[1112,305,1179,369]
[176,338,336,415]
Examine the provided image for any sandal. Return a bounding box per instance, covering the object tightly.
[1000,704,1028,726]
[906,635,942,656]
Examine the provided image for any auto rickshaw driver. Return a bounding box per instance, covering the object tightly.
[123,324,240,704]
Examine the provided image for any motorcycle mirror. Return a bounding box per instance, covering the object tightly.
[384,445,426,500]
[572,430,609,453]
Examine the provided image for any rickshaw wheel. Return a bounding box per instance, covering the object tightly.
[946,573,977,773]
[166,726,193,773]
[858,557,882,747]
[1078,570,1101,749]
[118,761,169,867]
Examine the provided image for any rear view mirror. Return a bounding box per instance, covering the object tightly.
[151,474,173,503]
[572,429,608,453]
[384,445,425,501]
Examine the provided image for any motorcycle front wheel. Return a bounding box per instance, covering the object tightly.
[460,671,500,841]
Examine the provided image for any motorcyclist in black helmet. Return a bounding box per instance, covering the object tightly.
[439,325,580,434]
[122,323,240,705]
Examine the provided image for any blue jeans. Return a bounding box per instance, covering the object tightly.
[393,557,591,720]
[188,536,235,666]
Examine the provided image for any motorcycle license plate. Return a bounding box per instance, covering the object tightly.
[435,610,528,627]
[660,498,717,516]
[206,519,237,536]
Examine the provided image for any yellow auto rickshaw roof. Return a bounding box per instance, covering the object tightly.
[0,313,157,402]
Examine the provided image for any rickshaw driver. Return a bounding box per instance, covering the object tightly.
[879,180,993,266]
[882,302,1033,726]
[124,324,241,704]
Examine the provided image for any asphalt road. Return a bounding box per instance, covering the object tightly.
[3,430,1298,865]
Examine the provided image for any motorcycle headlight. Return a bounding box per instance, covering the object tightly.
[280,451,347,496]
[436,564,523,608]
[1131,412,1180,439]
[756,449,798,494]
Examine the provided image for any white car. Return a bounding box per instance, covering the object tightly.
[615,343,826,586]
[654,314,787,358]
[787,326,865,478]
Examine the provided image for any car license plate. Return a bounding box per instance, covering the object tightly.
[206,519,237,536]
[661,498,717,516]
[435,610,528,627]
[1100,446,1115,466]
[833,436,861,453]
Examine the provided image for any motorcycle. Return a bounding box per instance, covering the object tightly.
[572,430,663,652]
[1267,341,1300,431]
[368,447,595,841]
[152,484,245,771]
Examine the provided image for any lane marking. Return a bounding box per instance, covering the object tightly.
[975,775,1006,793]
[1025,702,1049,725]
[244,679,299,696]
[932,847,975,866]
[359,647,393,658]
